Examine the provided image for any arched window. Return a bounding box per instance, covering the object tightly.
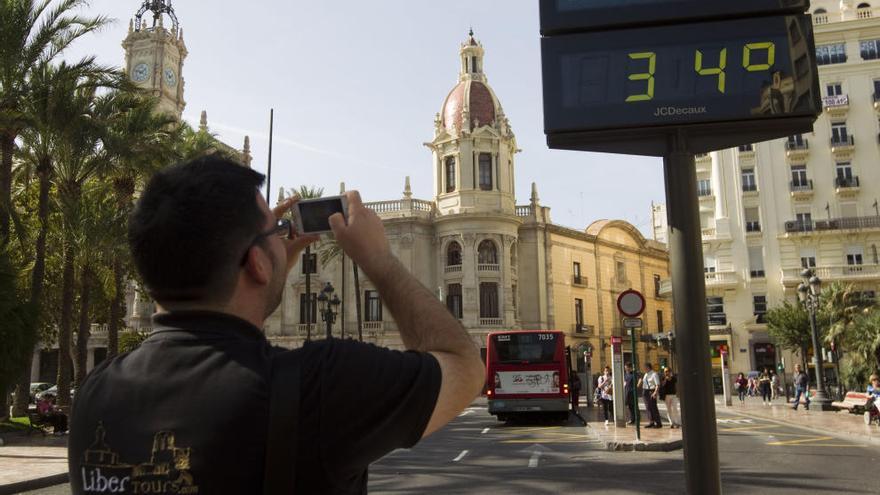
[447,242,462,266]
[478,240,498,264]
[858,3,871,9]
[813,8,827,13]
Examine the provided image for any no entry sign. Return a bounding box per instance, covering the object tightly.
[617,289,646,317]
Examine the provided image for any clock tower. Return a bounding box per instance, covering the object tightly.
[122,1,187,119]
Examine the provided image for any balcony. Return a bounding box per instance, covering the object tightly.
[738,145,756,162]
[708,313,728,327]
[573,323,594,336]
[835,176,860,196]
[742,183,758,195]
[782,264,880,287]
[572,275,587,287]
[705,270,740,290]
[785,139,810,163]
[445,264,463,274]
[823,95,849,118]
[785,215,880,235]
[813,13,829,25]
[480,318,504,327]
[830,135,855,157]
[858,7,874,19]
[789,180,813,200]
[296,323,316,336]
[364,198,435,219]
[477,263,500,273]
[695,153,712,172]
[658,279,672,297]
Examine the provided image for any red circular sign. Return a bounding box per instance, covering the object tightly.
[617,289,646,317]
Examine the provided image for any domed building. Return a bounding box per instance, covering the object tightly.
[266,32,674,376]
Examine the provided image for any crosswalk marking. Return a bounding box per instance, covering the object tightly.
[481,428,490,434]
[452,450,469,462]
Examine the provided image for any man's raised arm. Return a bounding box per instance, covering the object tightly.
[329,191,485,438]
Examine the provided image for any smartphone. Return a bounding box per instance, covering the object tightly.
[293,195,349,235]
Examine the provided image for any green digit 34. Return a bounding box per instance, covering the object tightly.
[625,42,776,102]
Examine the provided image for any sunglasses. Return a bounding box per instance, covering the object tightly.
[240,218,294,266]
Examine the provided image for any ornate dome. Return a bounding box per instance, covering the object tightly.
[438,31,506,134]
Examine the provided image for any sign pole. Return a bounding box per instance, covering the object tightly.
[664,130,721,494]
[611,336,626,427]
[631,322,640,441]
[721,349,732,407]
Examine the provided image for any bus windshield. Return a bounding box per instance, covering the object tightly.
[491,333,559,364]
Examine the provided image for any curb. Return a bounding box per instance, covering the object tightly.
[725,407,880,449]
[0,472,69,495]
[585,424,683,452]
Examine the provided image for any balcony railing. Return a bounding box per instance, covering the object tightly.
[364,199,435,216]
[572,275,586,286]
[745,221,761,233]
[785,140,809,151]
[574,323,594,335]
[813,13,828,24]
[480,318,503,327]
[705,271,739,288]
[478,263,500,272]
[742,183,758,192]
[858,7,874,19]
[738,144,754,152]
[835,176,860,189]
[697,188,714,197]
[708,313,728,326]
[790,180,813,192]
[782,264,880,284]
[445,264,462,274]
[516,205,533,217]
[363,321,384,331]
[296,323,316,335]
[785,215,880,233]
[830,135,855,148]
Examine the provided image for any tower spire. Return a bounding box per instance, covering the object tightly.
[134,1,180,32]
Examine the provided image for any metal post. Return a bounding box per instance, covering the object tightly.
[611,338,626,426]
[631,325,640,440]
[721,350,732,407]
[585,353,593,408]
[663,131,721,495]
[806,295,832,409]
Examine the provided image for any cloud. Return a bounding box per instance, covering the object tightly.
[182,114,410,173]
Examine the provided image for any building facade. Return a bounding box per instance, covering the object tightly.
[264,32,673,375]
[657,1,880,383]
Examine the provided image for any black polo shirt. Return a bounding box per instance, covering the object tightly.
[68,311,442,494]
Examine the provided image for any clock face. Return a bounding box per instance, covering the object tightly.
[163,68,177,87]
[131,63,150,83]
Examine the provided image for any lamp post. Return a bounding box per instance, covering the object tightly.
[666,332,676,372]
[316,282,341,340]
[797,269,833,410]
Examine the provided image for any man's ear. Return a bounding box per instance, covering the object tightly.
[242,246,271,286]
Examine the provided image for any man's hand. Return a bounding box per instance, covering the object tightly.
[273,196,320,275]
[328,191,391,278]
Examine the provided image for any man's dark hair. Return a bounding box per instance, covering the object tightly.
[129,155,266,305]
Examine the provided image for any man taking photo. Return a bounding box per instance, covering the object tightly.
[68,156,485,494]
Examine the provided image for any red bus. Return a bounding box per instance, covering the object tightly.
[485,330,570,421]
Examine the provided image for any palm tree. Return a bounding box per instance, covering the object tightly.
[820,282,869,352]
[10,60,111,415]
[0,246,37,420]
[292,186,323,341]
[0,0,109,244]
[100,93,177,357]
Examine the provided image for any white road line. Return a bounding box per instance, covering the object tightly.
[458,410,475,417]
[452,450,469,462]
[528,451,541,468]
[481,428,490,434]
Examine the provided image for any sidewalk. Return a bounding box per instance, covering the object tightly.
[0,431,68,495]
[581,402,683,452]
[721,393,880,447]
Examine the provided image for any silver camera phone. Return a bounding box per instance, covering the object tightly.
[292,195,349,235]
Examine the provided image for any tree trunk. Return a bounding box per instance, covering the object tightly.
[0,133,14,245]
[108,258,124,358]
[11,160,52,416]
[74,266,92,386]
[305,246,311,341]
[56,239,76,408]
[353,262,363,342]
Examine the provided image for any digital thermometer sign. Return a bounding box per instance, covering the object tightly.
[541,14,820,154]
[540,0,810,34]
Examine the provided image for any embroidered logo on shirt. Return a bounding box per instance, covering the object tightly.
[80,423,199,494]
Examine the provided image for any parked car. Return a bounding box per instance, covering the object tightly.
[35,385,75,402]
[29,382,54,403]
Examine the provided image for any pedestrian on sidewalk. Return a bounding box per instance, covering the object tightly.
[735,373,748,403]
[759,368,772,405]
[597,367,614,426]
[570,374,582,411]
[792,363,811,410]
[660,368,681,428]
[624,363,636,425]
[639,363,662,428]
[770,370,779,400]
[748,375,758,397]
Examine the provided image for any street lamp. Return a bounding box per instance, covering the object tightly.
[316,282,341,340]
[797,268,833,410]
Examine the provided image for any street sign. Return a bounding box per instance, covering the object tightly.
[539,0,809,35]
[623,317,643,328]
[541,14,819,156]
[617,290,646,317]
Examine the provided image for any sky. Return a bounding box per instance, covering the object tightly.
[63,0,667,236]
